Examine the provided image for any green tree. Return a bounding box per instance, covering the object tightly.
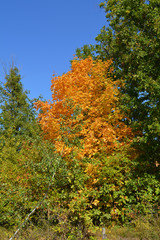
[76,0,160,170]
[0,66,37,139]
[0,66,62,230]
[0,66,42,227]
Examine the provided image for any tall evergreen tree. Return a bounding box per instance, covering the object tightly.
[0,66,38,139]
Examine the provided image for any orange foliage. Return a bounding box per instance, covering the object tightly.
[35,57,132,157]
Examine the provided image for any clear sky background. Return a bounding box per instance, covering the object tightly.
[0,0,107,101]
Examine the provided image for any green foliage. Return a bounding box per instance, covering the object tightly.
[0,135,59,227]
[76,44,97,60]
[0,66,38,139]
[45,105,159,229]
[0,66,44,227]
[76,0,160,168]
[37,107,159,231]
[0,66,54,229]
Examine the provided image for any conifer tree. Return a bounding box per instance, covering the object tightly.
[0,66,37,139]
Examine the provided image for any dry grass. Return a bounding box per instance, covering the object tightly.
[1,215,160,240]
[96,215,160,240]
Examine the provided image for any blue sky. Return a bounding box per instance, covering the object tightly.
[0,0,107,101]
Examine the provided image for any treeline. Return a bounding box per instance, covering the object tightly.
[0,1,160,239]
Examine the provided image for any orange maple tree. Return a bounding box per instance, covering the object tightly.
[35,57,132,157]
